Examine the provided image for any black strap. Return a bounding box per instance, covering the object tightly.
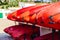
[48,13,60,24]
[49,13,60,20]
[49,16,55,24]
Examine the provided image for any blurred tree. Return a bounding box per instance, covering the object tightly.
[0,0,2,5]
[57,0,60,1]
[52,0,58,2]
[20,0,24,2]
[30,0,32,2]
[20,0,28,2]
[41,0,43,3]
[16,0,20,2]
[0,0,8,5]
[3,0,8,5]
[8,0,18,7]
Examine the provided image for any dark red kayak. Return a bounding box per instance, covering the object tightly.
[4,25,40,40]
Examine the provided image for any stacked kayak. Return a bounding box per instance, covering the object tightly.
[4,25,40,40]
[40,2,60,30]
[4,2,60,40]
[7,4,49,23]
[4,4,49,40]
[7,2,60,30]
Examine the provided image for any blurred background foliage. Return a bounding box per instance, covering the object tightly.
[0,0,60,9]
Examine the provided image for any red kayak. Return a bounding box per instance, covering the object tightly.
[40,2,60,30]
[17,4,49,23]
[7,5,43,21]
[7,6,35,21]
[7,2,60,30]
[7,4,49,23]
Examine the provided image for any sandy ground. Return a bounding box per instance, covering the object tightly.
[0,33,13,40]
[0,19,16,33]
[0,19,15,40]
